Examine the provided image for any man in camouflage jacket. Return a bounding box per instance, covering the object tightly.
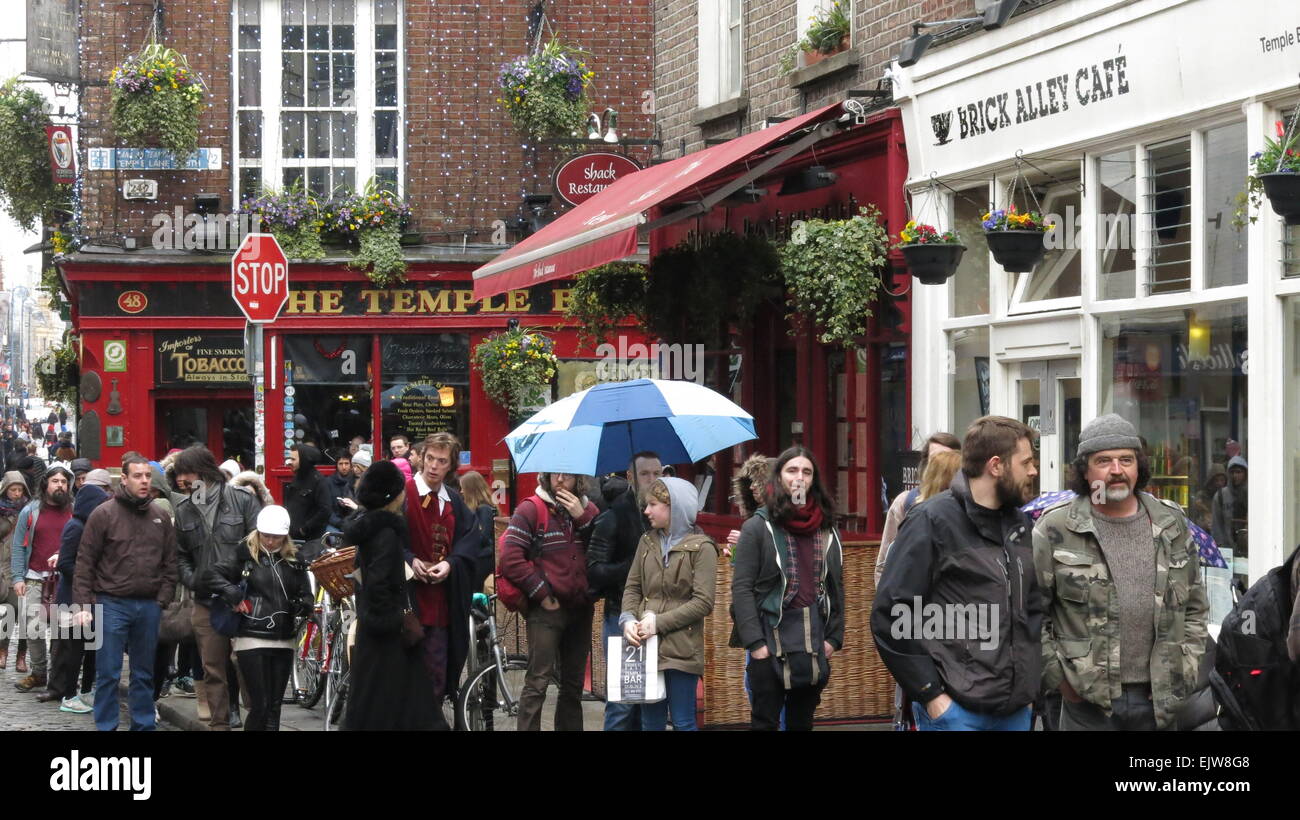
[1033,414,1208,730]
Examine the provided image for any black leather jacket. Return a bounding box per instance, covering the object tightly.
[175,481,262,598]
[205,548,312,641]
[586,487,649,614]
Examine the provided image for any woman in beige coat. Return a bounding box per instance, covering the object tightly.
[621,476,718,731]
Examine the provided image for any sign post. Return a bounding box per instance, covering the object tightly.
[232,234,289,476]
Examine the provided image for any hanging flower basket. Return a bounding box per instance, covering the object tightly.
[1259,172,1300,225]
[1238,119,1300,228]
[109,44,205,158]
[472,327,560,414]
[326,180,413,288]
[982,206,1050,273]
[497,38,593,141]
[896,220,964,285]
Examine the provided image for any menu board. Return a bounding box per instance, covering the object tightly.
[156,331,247,387]
[384,380,467,442]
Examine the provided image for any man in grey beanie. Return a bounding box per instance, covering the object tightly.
[1031,413,1208,730]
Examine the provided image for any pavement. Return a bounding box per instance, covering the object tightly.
[1,656,178,731]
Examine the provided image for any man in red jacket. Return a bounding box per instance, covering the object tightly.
[500,472,599,731]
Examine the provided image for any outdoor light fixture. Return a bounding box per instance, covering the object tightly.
[586,113,602,140]
[520,193,554,237]
[897,0,1022,67]
[601,108,619,143]
[778,165,837,196]
[438,385,456,407]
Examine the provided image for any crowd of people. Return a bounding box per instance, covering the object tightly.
[3,401,1289,732]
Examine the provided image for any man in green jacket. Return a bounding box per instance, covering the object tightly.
[1032,414,1208,730]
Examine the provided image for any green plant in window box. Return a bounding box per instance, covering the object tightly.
[1234,119,1300,229]
[472,327,560,414]
[804,1,851,55]
[564,262,649,349]
[778,205,888,348]
[497,38,594,142]
[109,44,205,159]
[328,179,413,288]
[238,182,326,261]
[0,78,70,231]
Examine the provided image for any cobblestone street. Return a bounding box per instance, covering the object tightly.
[1,659,177,731]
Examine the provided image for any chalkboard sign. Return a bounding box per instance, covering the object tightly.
[382,380,468,444]
[381,334,469,380]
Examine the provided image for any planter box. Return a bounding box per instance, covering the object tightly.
[1260,171,1300,226]
[901,243,966,285]
[985,229,1048,273]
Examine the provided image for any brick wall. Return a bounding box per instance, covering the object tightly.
[77,0,653,244]
[654,0,975,156]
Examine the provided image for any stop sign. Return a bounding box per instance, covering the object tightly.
[231,233,289,323]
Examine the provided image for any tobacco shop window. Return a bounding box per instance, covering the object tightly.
[380,334,470,462]
[283,334,373,460]
[234,0,404,202]
[1099,302,1248,582]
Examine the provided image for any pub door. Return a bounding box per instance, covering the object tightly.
[156,395,255,467]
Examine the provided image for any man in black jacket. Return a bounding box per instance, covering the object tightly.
[173,444,261,731]
[872,416,1043,731]
[285,444,332,541]
[587,451,661,731]
[324,451,355,532]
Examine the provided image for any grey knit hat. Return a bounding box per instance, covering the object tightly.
[1077,413,1142,459]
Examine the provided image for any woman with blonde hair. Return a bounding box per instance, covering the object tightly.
[204,505,312,731]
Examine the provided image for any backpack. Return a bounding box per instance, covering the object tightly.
[1208,551,1300,730]
[495,498,548,613]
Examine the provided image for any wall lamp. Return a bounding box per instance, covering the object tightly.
[897,0,1022,67]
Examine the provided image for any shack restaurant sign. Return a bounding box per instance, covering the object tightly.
[553,152,642,207]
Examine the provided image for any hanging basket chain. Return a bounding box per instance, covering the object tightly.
[1275,75,1300,173]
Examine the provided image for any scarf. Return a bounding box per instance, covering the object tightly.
[0,497,24,518]
[782,499,824,536]
[782,529,827,610]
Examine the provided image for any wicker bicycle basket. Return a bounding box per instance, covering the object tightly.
[309,546,358,600]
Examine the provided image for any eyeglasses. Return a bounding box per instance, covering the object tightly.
[1089,455,1136,469]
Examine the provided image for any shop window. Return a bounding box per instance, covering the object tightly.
[1100,302,1248,581]
[697,0,743,108]
[380,334,470,457]
[1286,298,1300,558]
[1285,224,1300,278]
[951,189,990,317]
[235,0,403,203]
[1144,137,1193,295]
[1011,162,1082,307]
[1205,123,1248,288]
[1098,148,1138,300]
[949,326,989,435]
[876,341,908,516]
[283,334,373,459]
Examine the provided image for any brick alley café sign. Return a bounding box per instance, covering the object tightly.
[81,281,575,318]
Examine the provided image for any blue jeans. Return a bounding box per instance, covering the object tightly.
[912,699,1032,732]
[602,612,641,731]
[640,670,699,731]
[93,595,161,732]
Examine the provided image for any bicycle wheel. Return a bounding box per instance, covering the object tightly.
[456,654,528,731]
[323,627,349,731]
[292,613,326,708]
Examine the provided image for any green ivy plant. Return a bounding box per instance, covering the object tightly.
[109,44,205,158]
[39,266,64,312]
[0,78,68,231]
[330,180,411,287]
[565,262,648,348]
[472,327,560,413]
[779,205,888,348]
[36,337,79,408]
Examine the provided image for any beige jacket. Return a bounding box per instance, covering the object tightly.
[621,532,718,676]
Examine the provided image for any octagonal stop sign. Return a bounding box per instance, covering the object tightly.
[231,233,289,323]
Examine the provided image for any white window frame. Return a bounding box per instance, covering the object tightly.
[697,0,742,109]
[233,0,404,202]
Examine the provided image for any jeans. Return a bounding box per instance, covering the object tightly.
[912,699,1033,732]
[639,670,699,731]
[93,595,161,731]
[518,603,593,732]
[601,612,640,731]
[748,654,825,731]
[1059,683,1158,731]
[236,648,293,731]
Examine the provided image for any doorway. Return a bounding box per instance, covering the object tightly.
[1014,359,1081,494]
[156,397,255,466]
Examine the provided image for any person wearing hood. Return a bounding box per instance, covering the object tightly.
[44,470,113,712]
[72,456,178,731]
[1212,455,1248,565]
[325,451,357,533]
[219,459,241,481]
[1191,463,1226,533]
[16,455,43,497]
[285,444,332,542]
[500,469,600,731]
[0,471,31,671]
[10,464,74,692]
[620,476,718,731]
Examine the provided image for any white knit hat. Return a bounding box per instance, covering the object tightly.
[256,505,291,536]
[351,449,372,469]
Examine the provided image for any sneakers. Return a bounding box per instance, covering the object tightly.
[172,677,196,697]
[15,674,47,692]
[60,694,93,714]
[157,679,171,698]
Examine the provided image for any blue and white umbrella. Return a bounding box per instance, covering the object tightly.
[504,378,757,476]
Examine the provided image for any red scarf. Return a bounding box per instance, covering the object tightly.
[782,499,824,536]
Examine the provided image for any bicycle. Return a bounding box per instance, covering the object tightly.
[322,590,354,730]
[454,593,529,731]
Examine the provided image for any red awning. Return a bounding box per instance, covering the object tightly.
[473,101,846,299]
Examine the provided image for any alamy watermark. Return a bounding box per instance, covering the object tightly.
[1,601,105,650]
[151,208,262,251]
[594,337,705,384]
[889,596,1001,650]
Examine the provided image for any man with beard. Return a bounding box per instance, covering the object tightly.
[1032,414,1208,731]
[10,465,75,692]
[587,451,662,730]
[872,416,1042,731]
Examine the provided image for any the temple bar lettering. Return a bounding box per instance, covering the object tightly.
[284,287,574,316]
[931,54,1131,146]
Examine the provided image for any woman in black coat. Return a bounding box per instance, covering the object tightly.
[342,461,438,731]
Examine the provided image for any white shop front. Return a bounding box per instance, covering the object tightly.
[892,0,1300,585]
